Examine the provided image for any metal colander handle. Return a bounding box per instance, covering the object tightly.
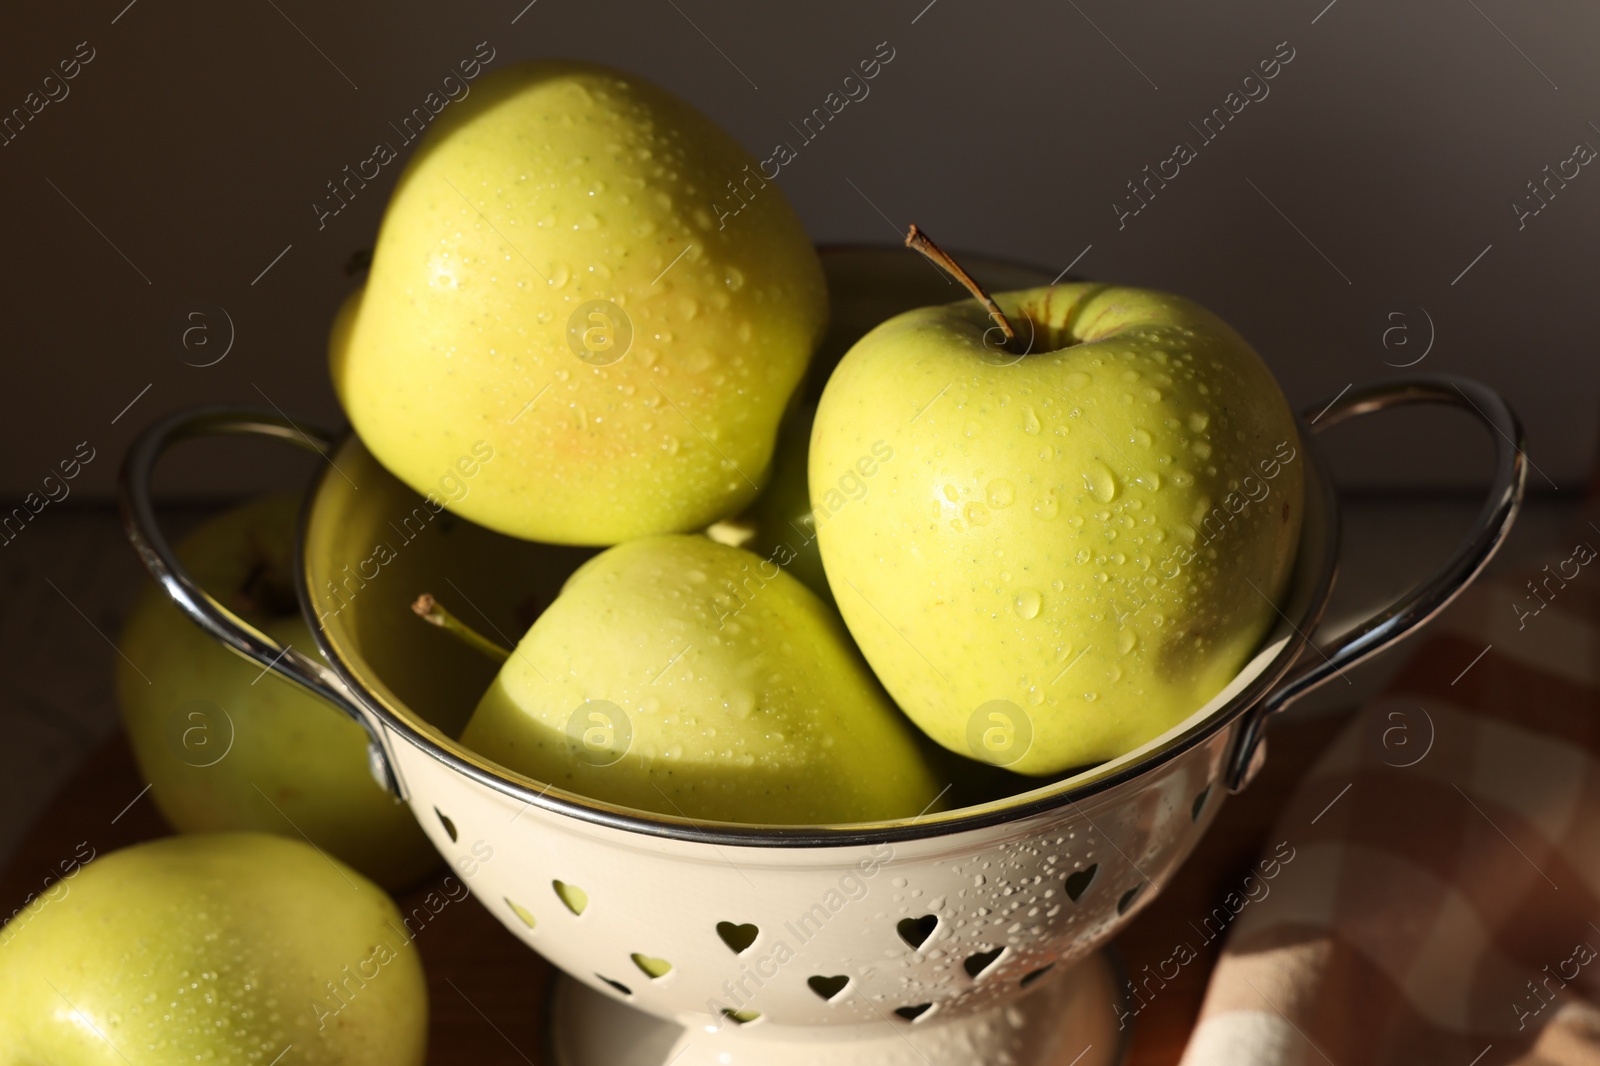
[117,406,401,795]
[1226,374,1528,791]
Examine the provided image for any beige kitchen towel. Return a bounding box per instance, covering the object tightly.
[1181,529,1600,1066]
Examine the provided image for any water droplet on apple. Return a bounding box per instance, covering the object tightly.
[964,421,982,438]
[1065,371,1091,389]
[1083,462,1118,502]
[680,298,700,319]
[1033,490,1059,520]
[965,502,991,526]
[1117,629,1138,655]
[549,263,571,288]
[1131,428,1152,447]
[726,267,745,291]
[1022,406,1041,434]
[1013,588,1042,619]
[987,479,1016,508]
[1119,393,1134,406]
[1171,469,1194,488]
[1083,691,1099,702]
[1076,549,1090,564]
[663,435,681,456]
[942,483,960,503]
[1188,412,1210,432]
[1068,514,1084,529]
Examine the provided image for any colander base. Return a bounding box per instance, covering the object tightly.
[548,949,1124,1066]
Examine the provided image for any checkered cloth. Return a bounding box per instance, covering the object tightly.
[1181,524,1600,1066]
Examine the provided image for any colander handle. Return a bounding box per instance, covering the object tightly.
[118,407,403,796]
[1225,375,1527,792]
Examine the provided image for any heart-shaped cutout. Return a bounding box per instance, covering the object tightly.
[596,974,632,997]
[631,953,673,979]
[807,974,850,1001]
[1064,863,1098,903]
[895,1003,934,1022]
[435,808,458,843]
[1020,963,1055,988]
[897,914,939,950]
[553,880,588,916]
[505,898,536,930]
[716,921,759,954]
[964,946,1005,979]
[1117,884,1143,915]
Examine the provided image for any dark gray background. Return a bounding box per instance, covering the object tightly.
[3,0,1595,497]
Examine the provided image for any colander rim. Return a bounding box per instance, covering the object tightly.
[298,431,1336,851]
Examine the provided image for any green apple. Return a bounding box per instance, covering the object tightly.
[812,282,1303,774]
[327,282,362,386]
[458,534,943,824]
[0,833,427,1065]
[707,403,832,605]
[334,60,829,546]
[116,496,440,891]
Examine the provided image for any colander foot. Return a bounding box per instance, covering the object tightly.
[547,950,1125,1066]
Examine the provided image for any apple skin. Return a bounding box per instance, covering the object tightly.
[811,284,1303,774]
[0,833,427,1065]
[459,534,943,824]
[710,403,834,606]
[116,496,440,891]
[335,61,829,546]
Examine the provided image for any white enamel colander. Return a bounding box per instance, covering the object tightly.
[121,248,1525,1066]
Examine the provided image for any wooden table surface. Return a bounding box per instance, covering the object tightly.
[0,715,1346,1064]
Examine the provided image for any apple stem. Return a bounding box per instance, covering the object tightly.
[904,224,1018,348]
[410,593,511,663]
